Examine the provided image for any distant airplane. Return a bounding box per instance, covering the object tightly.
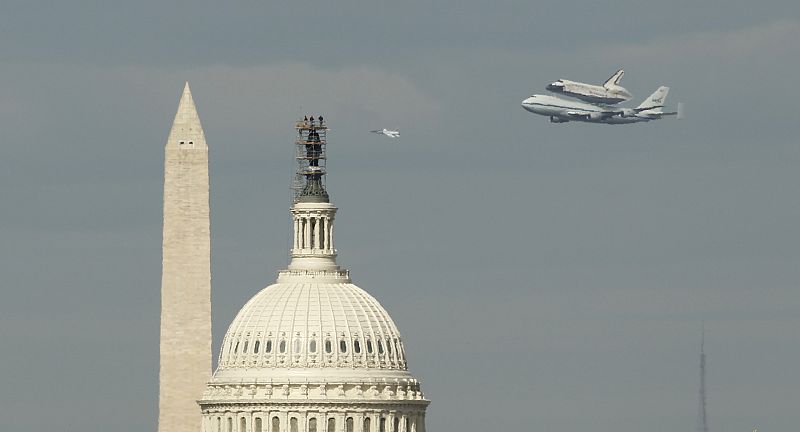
[521,86,683,124]
[546,69,633,105]
[370,128,400,138]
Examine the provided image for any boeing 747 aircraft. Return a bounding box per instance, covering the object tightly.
[522,86,683,124]
[546,69,632,105]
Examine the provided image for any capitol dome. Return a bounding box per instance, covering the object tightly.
[199,119,428,432]
[216,282,409,374]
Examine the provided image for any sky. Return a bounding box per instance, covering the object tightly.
[1,1,799,431]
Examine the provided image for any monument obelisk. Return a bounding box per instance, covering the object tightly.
[159,82,211,432]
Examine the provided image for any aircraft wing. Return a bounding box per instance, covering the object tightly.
[566,110,615,120]
[566,110,593,118]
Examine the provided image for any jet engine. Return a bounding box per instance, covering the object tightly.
[587,112,604,120]
[550,116,569,123]
[618,108,636,117]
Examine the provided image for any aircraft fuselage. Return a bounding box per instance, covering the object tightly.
[521,94,655,125]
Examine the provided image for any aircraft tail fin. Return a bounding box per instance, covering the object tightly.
[636,86,669,111]
[603,69,625,88]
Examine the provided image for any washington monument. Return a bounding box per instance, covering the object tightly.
[159,83,212,432]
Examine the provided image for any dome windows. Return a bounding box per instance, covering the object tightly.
[216,285,409,370]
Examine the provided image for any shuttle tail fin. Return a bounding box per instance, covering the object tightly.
[636,86,669,111]
[603,69,625,88]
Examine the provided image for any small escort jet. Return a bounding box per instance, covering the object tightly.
[370,128,400,138]
[522,86,683,125]
[546,69,632,105]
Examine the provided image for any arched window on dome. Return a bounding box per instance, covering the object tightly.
[271,417,280,432]
[279,340,286,353]
[325,340,332,354]
[339,340,347,353]
[363,417,371,432]
[386,338,392,355]
[377,340,384,355]
[255,418,263,432]
[379,418,386,432]
[308,418,317,432]
[293,338,302,353]
[309,339,317,353]
[234,341,240,354]
[241,417,248,432]
[243,341,249,353]
[216,417,221,432]
[346,417,354,432]
[354,339,361,353]
[227,417,233,432]
[393,417,399,432]
[366,339,373,354]
[254,340,260,353]
[327,418,336,432]
[393,339,401,358]
[291,417,298,432]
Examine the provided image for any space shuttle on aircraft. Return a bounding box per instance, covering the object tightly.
[546,69,633,105]
[521,86,683,124]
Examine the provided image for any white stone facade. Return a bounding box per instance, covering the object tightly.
[160,83,212,432]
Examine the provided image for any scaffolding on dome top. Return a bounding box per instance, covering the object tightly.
[292,116,329,203]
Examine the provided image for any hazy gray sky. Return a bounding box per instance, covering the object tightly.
[1,1,799,431]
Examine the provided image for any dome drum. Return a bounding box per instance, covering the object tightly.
[201,407,426,432]
[201,382,425,402]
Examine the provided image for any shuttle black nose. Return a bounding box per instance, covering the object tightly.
[546,81,564,91]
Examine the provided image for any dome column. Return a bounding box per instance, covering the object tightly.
[288,202,339,271]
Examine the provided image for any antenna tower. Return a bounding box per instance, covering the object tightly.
[699,324,709,432]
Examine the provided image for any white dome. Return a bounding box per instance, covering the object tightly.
[216,282,408,374]
[199,122,428,432]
